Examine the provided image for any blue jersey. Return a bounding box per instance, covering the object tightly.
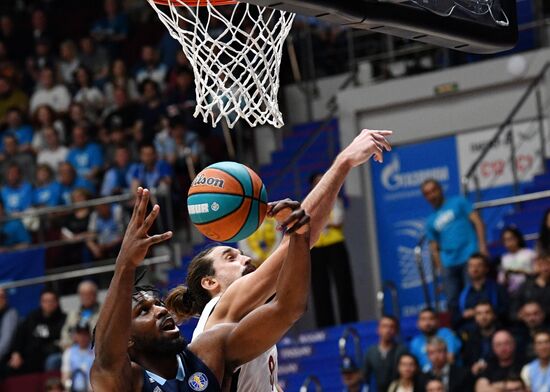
[58,178,95,205]
[130,160,173,189]
[1,182,33,213]
[141,347,220,392]
[425,196,478,267]
[0,219,31,246]
[410,327,462,371]
[33,182,61,207]
[67,143,103,178]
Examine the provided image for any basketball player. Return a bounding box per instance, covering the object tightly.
[90,187,311,391]
[166,128,392,391]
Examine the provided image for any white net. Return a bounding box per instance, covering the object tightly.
[147,0,295,128]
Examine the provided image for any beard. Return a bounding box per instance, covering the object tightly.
[132,333,186,357]
[242,264,256,276]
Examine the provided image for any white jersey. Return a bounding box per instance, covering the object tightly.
[192,296,279,392]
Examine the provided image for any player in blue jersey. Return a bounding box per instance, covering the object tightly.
[90,187,311,392]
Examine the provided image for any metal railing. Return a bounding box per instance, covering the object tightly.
[376,281,400,319]
[462,62,550,198]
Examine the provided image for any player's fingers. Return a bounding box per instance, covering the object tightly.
[372,133,392,151]
[373,143,383,163]
[146,231,173,245]
[270,199,300,216]
[370,130,393,136]
[132,187,143,219]
[286,214,311,234]
[137,188,150,222]
[142,204,160,233]
[280,208,305,229]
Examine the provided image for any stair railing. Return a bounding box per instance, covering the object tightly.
[463,62,550,199]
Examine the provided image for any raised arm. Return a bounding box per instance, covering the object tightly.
[90,188,172,391]
[469,210,488,256]
[222,210,311,367]
[214,129,393,322]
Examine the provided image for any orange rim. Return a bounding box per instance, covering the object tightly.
[151,0,237,6]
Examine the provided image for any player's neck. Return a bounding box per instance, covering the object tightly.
[138,354,179,380]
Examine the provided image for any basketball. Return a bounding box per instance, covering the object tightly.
[187,161,268,242]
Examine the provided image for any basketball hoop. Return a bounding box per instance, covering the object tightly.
[147,0,295,128]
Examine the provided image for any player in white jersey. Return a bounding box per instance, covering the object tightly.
[166,128,392,391]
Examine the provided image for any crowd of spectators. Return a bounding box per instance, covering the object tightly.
[0,0,229,264]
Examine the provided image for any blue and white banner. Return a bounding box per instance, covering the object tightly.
[371,136,460,317]
[0,248,45,316]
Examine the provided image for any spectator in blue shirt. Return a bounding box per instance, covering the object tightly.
[90,0,128,55]
[0,134,36,182]
[100,146,134,196]
[409,308,462,372]
[0,199,31,250]
[67,125,103,183]
[33,164,61,207]
[1,163,33,214]
[130,143,172,191]
[57,162,95,205]
[86,202,125,259]
[2,107,33,153]
[422,179,487,321]
[458,253,508,330]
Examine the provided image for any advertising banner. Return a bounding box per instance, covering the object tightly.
[371,136,460,317]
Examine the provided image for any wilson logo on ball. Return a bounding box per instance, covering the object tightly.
[191,174,225,188]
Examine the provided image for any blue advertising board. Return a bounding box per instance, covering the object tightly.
[371,136,460,317]
[0,248,45,316]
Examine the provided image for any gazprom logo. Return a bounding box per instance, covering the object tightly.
[192,174,225,188]
[381,155,449,191]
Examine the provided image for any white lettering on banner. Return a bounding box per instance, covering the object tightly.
[280,346,313,359]
[188,204,209,214]
[298,331,326,344]
[457,120,550,190]
[277,363,299,375]
[434,210,455,232]
[381,156,449,191]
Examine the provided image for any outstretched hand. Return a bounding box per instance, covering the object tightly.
[118,187,173,268]
[267,199,310,235]
[340,129,393,166]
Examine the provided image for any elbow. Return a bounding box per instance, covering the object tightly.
[279,298,308,324]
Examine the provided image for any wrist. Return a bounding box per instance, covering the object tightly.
[334,152,354,172]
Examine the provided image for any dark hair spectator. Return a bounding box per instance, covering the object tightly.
[513,253,550,317]
[387,353,424,392]
[422,337,473,391]
[103,58,139,105]
[30,67,71,114]
[520,329,550,390]
[498,226,536,296]
[31,104,66,151]
[79,36,110,83]
[0,75,29,121]
[72,65,105,121]
[60,320,94,391]
[58,40,80,85]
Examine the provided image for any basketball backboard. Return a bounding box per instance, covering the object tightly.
[240,0,518,53]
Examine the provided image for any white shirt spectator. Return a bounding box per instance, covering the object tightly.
[74,87,105,120]
[135,64,168,90]
[30,85,72,113]
[498,248,536,294]
[37,145,69,173]
[59,59,80,84]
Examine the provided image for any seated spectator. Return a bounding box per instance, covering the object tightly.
[475,330,526,391]
[0,199,31,250]
[514,253,550,315]
[458,253,508,329]
[101,85,139,136]
[66,125,103,182]
[363,315,408,392]
[461,301,500,375]
[0,76,28,121]
[58,40,80,85]
[498,226,536,295]
[60,188,93,240]
[90,0,128,55]
[155,115,202,167]
[7,289,66,374]
[57,162,94,205]
[166,65,195,111]
[33,164,61,207]
[0,135,35,182]
[103,59,139,105]
[60,280,101,350]
[521,329,550,392]
[0,288,18,375]
[410,308,462,371]
[28,9,56,52]
[65,102,94,136]
[425,379,445,392]
[37,127,69,173]
[1,163,33,213]
[135,45,168,90]
[61,321,94,392]
[130,143,172,191]
[72,65,105,121]
[422,337,473,392]
[1,107,33,153]
[31,104,66,151]
[387,353,424,392]
[26,38,56,82]
[515,301,549,361]
[79,36,109,83]
[30,67,71,114]
[341,355,367,392]
[136,79,165,142]
[86,202,125,259]
[538,208,550,256]
[100,146,134,196]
